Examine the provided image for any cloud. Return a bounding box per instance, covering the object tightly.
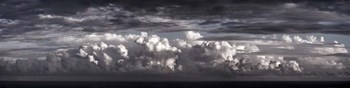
[1,31,348,76]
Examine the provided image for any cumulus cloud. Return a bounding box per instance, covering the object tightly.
[0,31,349,76]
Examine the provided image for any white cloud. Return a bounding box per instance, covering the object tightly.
[1,31,349,75]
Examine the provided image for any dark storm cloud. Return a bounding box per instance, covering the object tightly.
[1,0,350,35]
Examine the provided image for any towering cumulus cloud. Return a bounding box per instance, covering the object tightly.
[0,31,349,76]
